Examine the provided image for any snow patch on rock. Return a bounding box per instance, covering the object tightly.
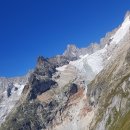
[56,65,67,72]
[70,47,107,77]
[0,83,26,125]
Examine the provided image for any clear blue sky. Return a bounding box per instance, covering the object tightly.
[0,0,130,77]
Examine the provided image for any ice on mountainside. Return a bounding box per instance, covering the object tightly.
[0,76,28,125]
[111,15,130,44]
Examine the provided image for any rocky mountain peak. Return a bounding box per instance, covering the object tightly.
[67,44,77,51]
[37,56,47,66]
[63,44,79,60]
[34,56,56,78]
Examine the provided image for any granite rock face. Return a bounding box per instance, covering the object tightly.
[28,74,57,100]
[48,55,69,67]
[34,56,56,78]
[63,44,79,60]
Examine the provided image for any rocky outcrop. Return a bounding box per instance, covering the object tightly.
[63,43,101,60]
[68,83,78,96]
[28,73,57,100]
[0,78,80,130]
[48,55,69,67]
[0,53,81,130]
[34,56,56,78]
[6,83,14,97]
[63,44,79,60]
[87,31,130,130]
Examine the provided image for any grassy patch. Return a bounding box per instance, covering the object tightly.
[106,115,111,127]
[109,110,130,130]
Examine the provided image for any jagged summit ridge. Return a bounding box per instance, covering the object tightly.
[63,10,130,61]
[63,44,79,60]
[63,43,101,60]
